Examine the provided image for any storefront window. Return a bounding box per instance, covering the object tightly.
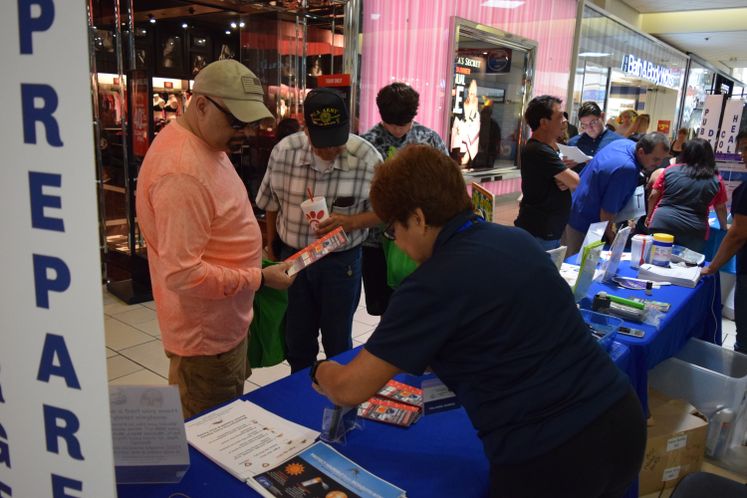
[572,5,687,139]
[89,0,353,301]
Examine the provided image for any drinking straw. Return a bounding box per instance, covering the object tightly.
[307,187,314,202]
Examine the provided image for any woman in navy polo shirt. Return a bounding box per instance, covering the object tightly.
[311,145,645,498]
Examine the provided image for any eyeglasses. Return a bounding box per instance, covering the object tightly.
[203,95,252,130]
[579,118,602,131]
[382,222,396,241]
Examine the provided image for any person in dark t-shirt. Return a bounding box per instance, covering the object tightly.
[514,95,579,249]
[311,145,646,498]
[703,130,747,354]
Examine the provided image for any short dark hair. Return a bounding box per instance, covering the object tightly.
[578,101,603,118]
[681,138,717,179]
[370,144,471,227]
[276,118,300,141]
[635,132,669,154]
[376,82,419,126]
[524,95,562,131]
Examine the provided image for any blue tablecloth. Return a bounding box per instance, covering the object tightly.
[117,343,632,498]
[584,260,722,414]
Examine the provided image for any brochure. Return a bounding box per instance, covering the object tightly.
[285,227,350,277]
[357,398,422,428]
[638,263,701,288]
[558,144,593,163]
[471,182,496,222]
[186,400,405,498]
[252,441,406,498]
[375,379,423,408]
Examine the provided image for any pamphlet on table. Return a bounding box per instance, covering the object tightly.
[285,227,350,277]
[185,399,406,497]
[357,380,424,428]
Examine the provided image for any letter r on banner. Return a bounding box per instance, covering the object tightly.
[43,405,83,460]
[21,84,63,147]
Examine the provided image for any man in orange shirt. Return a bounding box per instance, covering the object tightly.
[136,60,294,418]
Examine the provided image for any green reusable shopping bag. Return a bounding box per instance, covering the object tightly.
[248,260,288,368]
[382,238,418,289]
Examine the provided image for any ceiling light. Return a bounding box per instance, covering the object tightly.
[579,52,611,58]
[148,15,156,24]
[483,51,488,55]
[181,23,188,29]
[225,30,231,35]
[239,21,245,28]
[230,22,237,29]
[480,0,525,8]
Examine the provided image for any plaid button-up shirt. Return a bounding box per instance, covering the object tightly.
[256,132,383,250]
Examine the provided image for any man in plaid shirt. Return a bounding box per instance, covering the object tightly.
[256,88,383,372]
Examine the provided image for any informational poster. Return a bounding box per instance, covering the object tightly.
[715,99,745,154]
[0,2,116,497]
[450,56,483,167]
[698,94,727,149]
[657,120,671,134]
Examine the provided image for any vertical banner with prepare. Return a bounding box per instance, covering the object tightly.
[0,2,116,497]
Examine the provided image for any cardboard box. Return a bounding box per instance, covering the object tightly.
[639,390,708,495]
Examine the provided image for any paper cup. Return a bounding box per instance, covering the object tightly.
[300,196,329,228]
[630,235,646,269]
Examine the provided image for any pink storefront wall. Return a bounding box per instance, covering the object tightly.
[359,0,578,137]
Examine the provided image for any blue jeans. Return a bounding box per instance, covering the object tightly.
[280,243,362,372]
[735,274,747,353]
[534,237,561,251]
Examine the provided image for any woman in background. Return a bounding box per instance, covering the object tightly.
[616,109,638,137]
[647,138,728,252]
[628,113,651,142]
[670,127,688,158]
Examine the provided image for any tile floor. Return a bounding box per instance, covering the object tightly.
[103,287,380,393]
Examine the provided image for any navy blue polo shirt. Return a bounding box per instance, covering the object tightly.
[568,128,624,157]
[365,210,629,465]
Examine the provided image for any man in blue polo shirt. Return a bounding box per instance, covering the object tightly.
[564,132,670,256]
[566,101,624,172]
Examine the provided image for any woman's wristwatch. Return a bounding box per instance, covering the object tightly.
[310,359,331,385]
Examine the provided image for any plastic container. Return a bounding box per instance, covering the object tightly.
[650,233,674,267]
[649,338,747,467]
[630,235,648,269]
[579,309,620,351]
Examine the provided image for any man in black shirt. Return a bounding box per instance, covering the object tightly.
[515,95,579,249]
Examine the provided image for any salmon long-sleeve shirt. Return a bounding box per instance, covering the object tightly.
[136,122,262,356]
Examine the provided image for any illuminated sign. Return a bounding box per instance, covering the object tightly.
[621,54,678,89]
